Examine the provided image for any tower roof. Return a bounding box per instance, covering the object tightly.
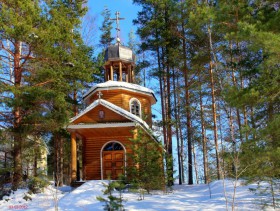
[104,44,136,64]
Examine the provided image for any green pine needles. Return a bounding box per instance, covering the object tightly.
[126,127,165,198]
[97,180,126,211]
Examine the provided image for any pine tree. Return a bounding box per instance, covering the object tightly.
[0,0,95,189]
[97,180,126,211]
[127,127,165,194]
[99,7,114,48]
[213,1,280,183]
[133,0,181,186]
[93,7,114,83]
[131,0,280,187]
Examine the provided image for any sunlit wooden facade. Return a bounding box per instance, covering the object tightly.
[67,43,158,183]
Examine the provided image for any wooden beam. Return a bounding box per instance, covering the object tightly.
[110,64,113,81]
[131,68,134,83]
[106,68,110,81]
[104,67,108,81]
[119,61,122,81]
[71,132,77,183]
[128,65,131,83]
[82,138,85,180]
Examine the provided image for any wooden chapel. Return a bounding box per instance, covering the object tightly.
[67,38,159,184]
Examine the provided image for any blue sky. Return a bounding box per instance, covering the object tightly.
[87,0,141,45]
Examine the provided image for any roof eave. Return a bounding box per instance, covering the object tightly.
[83,86,157,104]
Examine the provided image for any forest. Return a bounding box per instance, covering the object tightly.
[130,0,280,187]
[0,0,279,198]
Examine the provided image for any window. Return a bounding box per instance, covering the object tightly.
[103,142,124,151]
[130,98,141,117]
[98,110,105,119]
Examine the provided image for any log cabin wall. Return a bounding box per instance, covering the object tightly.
[83,129,133,180]
[84,90,153,126]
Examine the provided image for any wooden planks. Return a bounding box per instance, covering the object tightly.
[73,104,128,124]
[83,134,133,180]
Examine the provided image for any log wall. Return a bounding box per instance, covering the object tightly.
[85,90,153,126]
[83,128,134,180]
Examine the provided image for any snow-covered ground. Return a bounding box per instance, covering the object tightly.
[0,180,277,211]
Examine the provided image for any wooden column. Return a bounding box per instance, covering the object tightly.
[131,68,134,83]
[128,65,131,83]
[71,132,77,183]
[126,73,128,82]
[119,61,122,81]
[105,69,108,81]
[133,128,139,169]
[110,64,113,81]
[82,138,85,180]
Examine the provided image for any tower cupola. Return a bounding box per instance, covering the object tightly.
[104,45,136,82]
[103,11,136,83]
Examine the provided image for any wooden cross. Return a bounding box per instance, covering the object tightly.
[110,11,125,43]
[97,91,103,99]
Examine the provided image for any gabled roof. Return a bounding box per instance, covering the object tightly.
[68,99,159,143]
[69,98,150,130]
[83,81,157,104]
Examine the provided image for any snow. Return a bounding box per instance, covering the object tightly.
[0,183,70,211]
[0,180,277,211]
[83,81,156,103]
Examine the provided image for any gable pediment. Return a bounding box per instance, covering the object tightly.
[70,102,132,125]
[68,99,153,141]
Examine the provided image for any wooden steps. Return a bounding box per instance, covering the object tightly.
[71,181,86,188]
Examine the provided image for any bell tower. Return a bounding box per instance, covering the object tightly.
[104,44,136,82]
[104,11,136,83]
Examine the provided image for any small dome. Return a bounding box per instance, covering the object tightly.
[105,44,136,63]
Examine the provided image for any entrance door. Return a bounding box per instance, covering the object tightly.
[102,142,124,180]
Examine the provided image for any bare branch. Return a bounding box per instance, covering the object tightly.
[0,40,15,57]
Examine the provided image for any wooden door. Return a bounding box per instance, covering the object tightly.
[103,150,124,180]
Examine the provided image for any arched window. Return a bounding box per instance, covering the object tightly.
[130,98,141,117]
[103,142,124,151]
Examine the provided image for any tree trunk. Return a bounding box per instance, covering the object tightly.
[33,144,38,177]
[54,132,63,186]
[180,5,193,184]
[59,136,64,185]
[217,103,225,178]
[156,46,172,185]
[177,76,185,183]
[229,40,243,143]
[192,142,199,184]
[164,4,174,185]
[209,62,221,180]
[199,77,209,184]
[12,40,23,190]
[164,68,174,186]
[172,69,182,185]
[241,76,248,141]
[179,112,185,184]
[208,24,221,180]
